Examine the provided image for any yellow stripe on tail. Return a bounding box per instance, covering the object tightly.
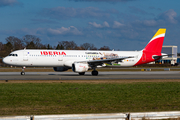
[151,28,166,40]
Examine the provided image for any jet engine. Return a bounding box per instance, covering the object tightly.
[72,63,89,73]
[53,67,69,72]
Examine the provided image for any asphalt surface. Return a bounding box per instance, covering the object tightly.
[0,71,180,80]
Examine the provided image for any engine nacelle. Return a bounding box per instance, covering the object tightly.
[72,63,89,73]
[53,67,69,72]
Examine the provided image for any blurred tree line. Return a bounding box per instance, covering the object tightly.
[0,35,110,58]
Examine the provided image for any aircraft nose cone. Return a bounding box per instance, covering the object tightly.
[2,57,8,64]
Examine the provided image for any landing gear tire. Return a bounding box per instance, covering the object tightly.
[79,72,85,75]
[21,66,26,75]
[92,70,98,76]
[21,72,25,75]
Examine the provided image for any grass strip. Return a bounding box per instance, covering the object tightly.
[0,82,180,115]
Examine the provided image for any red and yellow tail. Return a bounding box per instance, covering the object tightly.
[134,28,166,66]
[143,28,166,53]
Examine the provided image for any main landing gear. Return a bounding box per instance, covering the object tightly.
[21,66,25,75]
[79,72,85,75]
[92,70,98,76]
[78,70,98,76]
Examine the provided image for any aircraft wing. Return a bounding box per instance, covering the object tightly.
[77,56,134,67]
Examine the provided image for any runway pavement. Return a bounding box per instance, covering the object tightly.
[0,71,180,80]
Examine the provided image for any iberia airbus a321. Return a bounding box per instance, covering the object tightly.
[3,28,166,76]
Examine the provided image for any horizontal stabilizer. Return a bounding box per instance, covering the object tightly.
[153,54,173,60]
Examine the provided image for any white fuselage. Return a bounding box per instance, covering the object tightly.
[3,49,143,67]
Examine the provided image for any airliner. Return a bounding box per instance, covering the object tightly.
[3,28,166,76]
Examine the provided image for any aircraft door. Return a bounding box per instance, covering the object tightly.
[58,55,63,61]
[142,53,146,62]
[23,50,28,61]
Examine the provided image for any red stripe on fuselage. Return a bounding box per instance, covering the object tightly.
[134,51,162,66]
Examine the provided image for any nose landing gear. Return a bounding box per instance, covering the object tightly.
[21,66,25,75]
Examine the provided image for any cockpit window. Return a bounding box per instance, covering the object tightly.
[8,54,18,57]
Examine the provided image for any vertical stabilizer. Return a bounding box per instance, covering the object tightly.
[134,28,166,66]
[143,28,166,53]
